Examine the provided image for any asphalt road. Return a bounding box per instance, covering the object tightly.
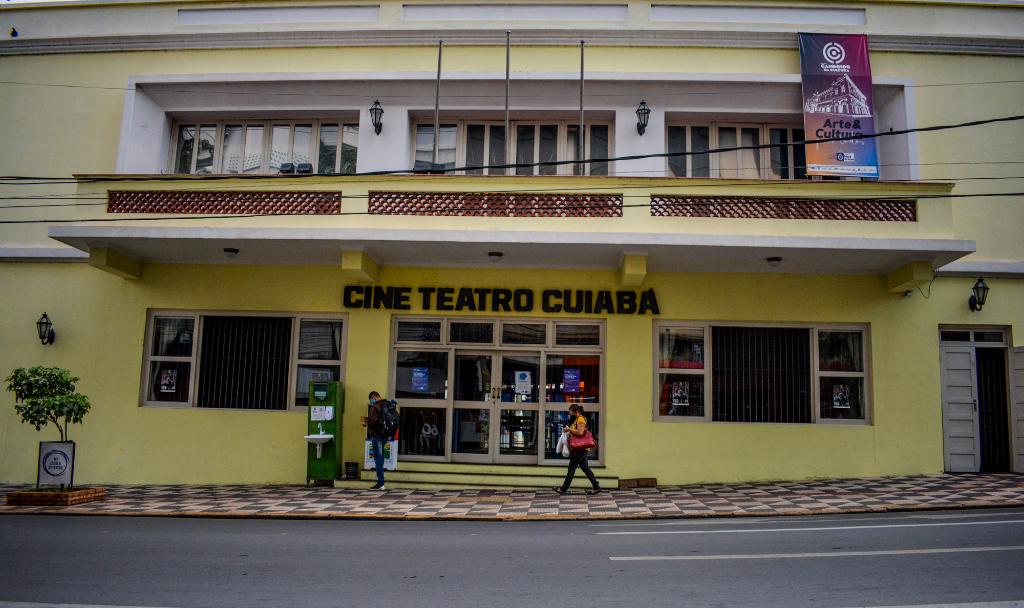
[1,508,1023,608]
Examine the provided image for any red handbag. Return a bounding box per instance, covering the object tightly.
[568,430,597,451]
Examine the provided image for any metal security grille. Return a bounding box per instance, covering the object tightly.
[712,327,812,423]
[196,317,292,410]
[368,191,623,217]
[108,191,342,215]
[976,347,1010,472]
[650,195,916,222]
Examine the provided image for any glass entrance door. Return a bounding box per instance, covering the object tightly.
[451,350,540,464]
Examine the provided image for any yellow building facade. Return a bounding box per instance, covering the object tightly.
[1,0,1022,487]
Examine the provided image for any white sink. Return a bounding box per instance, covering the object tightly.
[304,433,334,458]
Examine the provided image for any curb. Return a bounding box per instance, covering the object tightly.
[1,498,1022,522]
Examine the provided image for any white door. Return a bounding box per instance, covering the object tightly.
[940,346,981,472]
[1013,347,1024,473]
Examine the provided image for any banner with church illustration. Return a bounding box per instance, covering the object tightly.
[798,33,879,178]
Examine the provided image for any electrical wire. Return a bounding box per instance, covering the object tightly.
[1,174,1022,208]
[1,113,1022,185]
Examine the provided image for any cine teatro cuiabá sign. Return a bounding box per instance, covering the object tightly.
[343,285,660,315]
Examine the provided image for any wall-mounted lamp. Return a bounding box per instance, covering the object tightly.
[36,312,55,345]
[10,28,19,38]
[636,100,651,136]
[968,277,989,312]
[369,100,384,135]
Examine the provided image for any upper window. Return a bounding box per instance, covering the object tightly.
[667,123,812,180]
[414,121,612,176]
[171,120,358,175]
[142,312,345,409]
[654,322,869,424]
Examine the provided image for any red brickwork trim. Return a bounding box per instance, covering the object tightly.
[650,195,916,222]
[107,191,342,215]
[368,191,623,217]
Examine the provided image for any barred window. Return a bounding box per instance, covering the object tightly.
[654,322,868,424]
[141,312,344,409]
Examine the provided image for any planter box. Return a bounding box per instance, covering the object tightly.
[6,487,106,506]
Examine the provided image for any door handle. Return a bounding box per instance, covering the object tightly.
[972,399,977,412]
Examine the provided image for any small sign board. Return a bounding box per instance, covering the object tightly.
[364,440,398,471]
[37,441,75,488]
[310,406,334,421]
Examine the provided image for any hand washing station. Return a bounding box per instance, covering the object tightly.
[304,380,343,484]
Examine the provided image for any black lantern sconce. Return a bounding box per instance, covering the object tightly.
[369,100,384,135]
[636,100,651,136]
[968,277,989,312]
[36,312,55,345]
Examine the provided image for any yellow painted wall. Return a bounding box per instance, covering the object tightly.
[0,44,1021,259]
[1,261,1019,485]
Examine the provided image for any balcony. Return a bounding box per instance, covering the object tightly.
[47,173,972,281]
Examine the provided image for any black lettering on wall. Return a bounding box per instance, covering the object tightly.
[455,288,477,311]
[616,291,637,314]
[542,290,563,313]
[343,285,364,308]
[513,289,533,312]
[593,290,613,314]
[492,289,513,312]
[418,287,436,310]
[563,290,584,313]
[393,287,412,310]
[638,289,660,315]
[436,287,455,311]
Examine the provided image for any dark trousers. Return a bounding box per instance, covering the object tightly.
[560,449,600,491]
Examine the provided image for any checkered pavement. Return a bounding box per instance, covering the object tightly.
[2,473,1022,521]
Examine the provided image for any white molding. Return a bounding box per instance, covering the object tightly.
[936,260,1024,278]
[0,247,90,262]
[2,31,1022,57]
[48,224,976,253]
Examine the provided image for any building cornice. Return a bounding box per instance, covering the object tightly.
[1,30,1022,56]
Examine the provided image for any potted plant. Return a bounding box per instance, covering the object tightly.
[4,366,105,505]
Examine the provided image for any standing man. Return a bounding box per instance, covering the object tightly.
[366,391,388,490]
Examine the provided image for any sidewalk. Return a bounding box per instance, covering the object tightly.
[2,473,1022,521]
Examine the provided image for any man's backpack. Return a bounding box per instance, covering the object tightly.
[378,400,400,439]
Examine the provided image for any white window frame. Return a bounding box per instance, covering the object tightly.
[169,118,358,175]
[652,320,871,425]
[389,316,605,465]
[140,309,347,411]
[412,120,615,176]
[664,121,862,181]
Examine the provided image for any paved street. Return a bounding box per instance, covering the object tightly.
[1,508,1023,608]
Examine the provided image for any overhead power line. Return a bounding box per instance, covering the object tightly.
[1,174,1023,209]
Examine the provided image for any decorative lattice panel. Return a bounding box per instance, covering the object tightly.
[107,191,342,215]
[368,191,623,217]
[649,195,916,221]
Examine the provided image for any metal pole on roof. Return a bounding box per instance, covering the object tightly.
[433,40,443,168]
[505,30,511,175]
[579,40,585,176]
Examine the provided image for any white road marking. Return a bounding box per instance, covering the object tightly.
[597,519,1024,535]
[609,544,1024,561]
[0,603,175,608]
[839,597,1024,601]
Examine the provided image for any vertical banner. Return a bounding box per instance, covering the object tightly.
[798,33,879,177]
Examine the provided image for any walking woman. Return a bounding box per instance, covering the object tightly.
[554,404,602,495]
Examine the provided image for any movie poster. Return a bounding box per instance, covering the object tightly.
[798,33,879,177]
